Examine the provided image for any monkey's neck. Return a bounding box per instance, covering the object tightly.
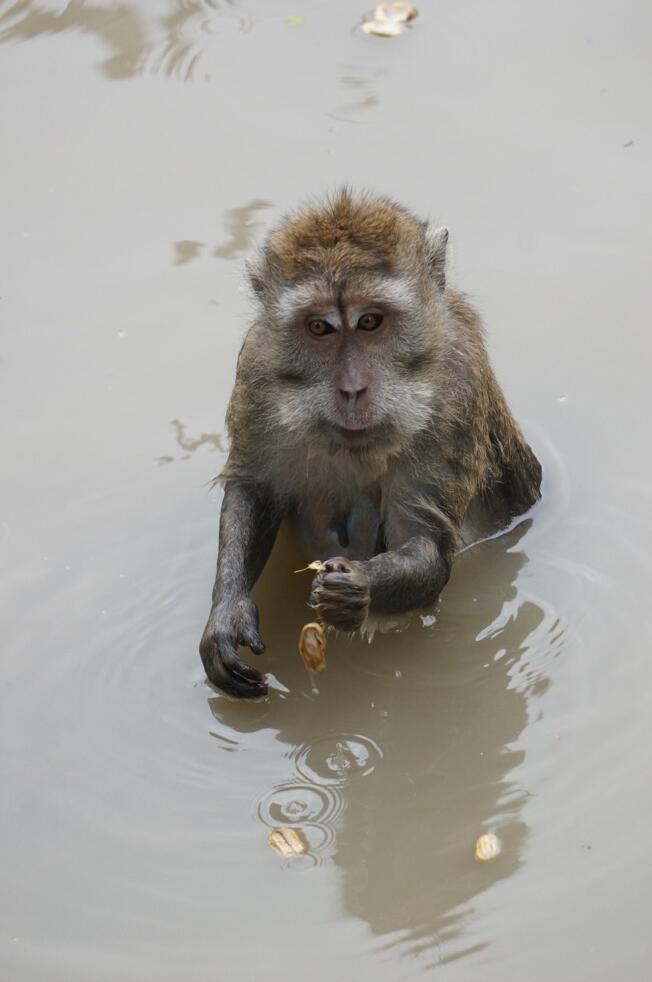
[291,441,391,502]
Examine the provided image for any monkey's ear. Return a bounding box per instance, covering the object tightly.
[425,226,449,291]
[245,257,266,299]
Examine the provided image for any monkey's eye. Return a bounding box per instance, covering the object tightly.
[307,318,334,337]
[357,312,384,332]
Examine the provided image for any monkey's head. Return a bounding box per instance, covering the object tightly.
[247,189,449,456]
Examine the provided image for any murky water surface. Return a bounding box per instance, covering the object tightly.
[1,1,651,979]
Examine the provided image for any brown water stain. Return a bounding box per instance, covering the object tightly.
[171,239,206,265]
[212,199,272,260]
[155,418,224,464]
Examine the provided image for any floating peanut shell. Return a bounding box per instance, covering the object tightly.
[374,2,418,21]
[474,832,501,863]
[360,18,404,36]
[360,3,418,36]
[267,827,308,859]
[298,621,327,674]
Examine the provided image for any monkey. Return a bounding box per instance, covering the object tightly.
[199,189,542,698]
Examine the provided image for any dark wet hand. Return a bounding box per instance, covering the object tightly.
[309,557,370,632]
[199,596,268,698]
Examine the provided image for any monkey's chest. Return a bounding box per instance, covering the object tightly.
[289,494,382,562]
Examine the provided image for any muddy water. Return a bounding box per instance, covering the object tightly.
[1,1,651,979]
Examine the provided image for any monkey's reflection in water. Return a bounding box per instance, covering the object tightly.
[210,522,546,963]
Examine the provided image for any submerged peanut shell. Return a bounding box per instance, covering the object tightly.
[474,832,501,863]
[267,827,308,859]
[298,621,327,673]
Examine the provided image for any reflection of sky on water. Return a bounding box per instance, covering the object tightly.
[0,0,250,81]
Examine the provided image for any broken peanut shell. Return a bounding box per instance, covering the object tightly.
[360,3,418,36]
[474,832,502,863]
[298,621,327,674]
[294,560,325,574]
[267,827,308,859]
[360,18,405,36]
[373,2,418,21]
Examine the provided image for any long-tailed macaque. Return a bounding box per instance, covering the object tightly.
[200,190,542,697]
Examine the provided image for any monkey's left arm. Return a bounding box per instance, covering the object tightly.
[309,510,457,631]
[199,480,283,697]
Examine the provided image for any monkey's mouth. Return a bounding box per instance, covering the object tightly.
[337,422,368,434]
[333,423,373,444]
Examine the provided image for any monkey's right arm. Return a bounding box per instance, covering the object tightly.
[200,481,282,697]
[310,507,458,631]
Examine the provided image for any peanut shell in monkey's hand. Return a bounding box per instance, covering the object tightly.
[298,622,327,674]
[294,560,325,574]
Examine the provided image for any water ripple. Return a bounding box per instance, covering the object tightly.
[255,781,342,867]
[0,0,253,82]
[293,733,383,786]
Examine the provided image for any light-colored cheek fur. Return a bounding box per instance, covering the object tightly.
[273,377,433,449]
[387,379,433,439]
[272,387,322,436]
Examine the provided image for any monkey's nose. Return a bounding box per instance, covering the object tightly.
[338,386,368,407]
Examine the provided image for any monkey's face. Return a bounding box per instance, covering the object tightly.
[270,277,436,454]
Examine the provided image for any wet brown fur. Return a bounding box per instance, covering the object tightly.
[246,189,436,309]
[223,190,541,553]
[265,190,424,281]
[200,190,541,696]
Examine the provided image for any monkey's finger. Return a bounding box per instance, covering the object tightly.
[225,653,265,686]
[313,578,369,603]
[319,573,369,593]
[238,626,266,656]
[216,652,267,697]
[217,636,265,684]
[324,597,366,619]
[323,558,353,574]
[311,587,368,613]
[230,671,268,697]
[200,647,267,698]
[311,573,366,591]
[319,597,367,617]
[215,667,268,699]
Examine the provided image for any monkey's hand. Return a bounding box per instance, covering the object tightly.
[309,558,370,632]
[199,596,268,698]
